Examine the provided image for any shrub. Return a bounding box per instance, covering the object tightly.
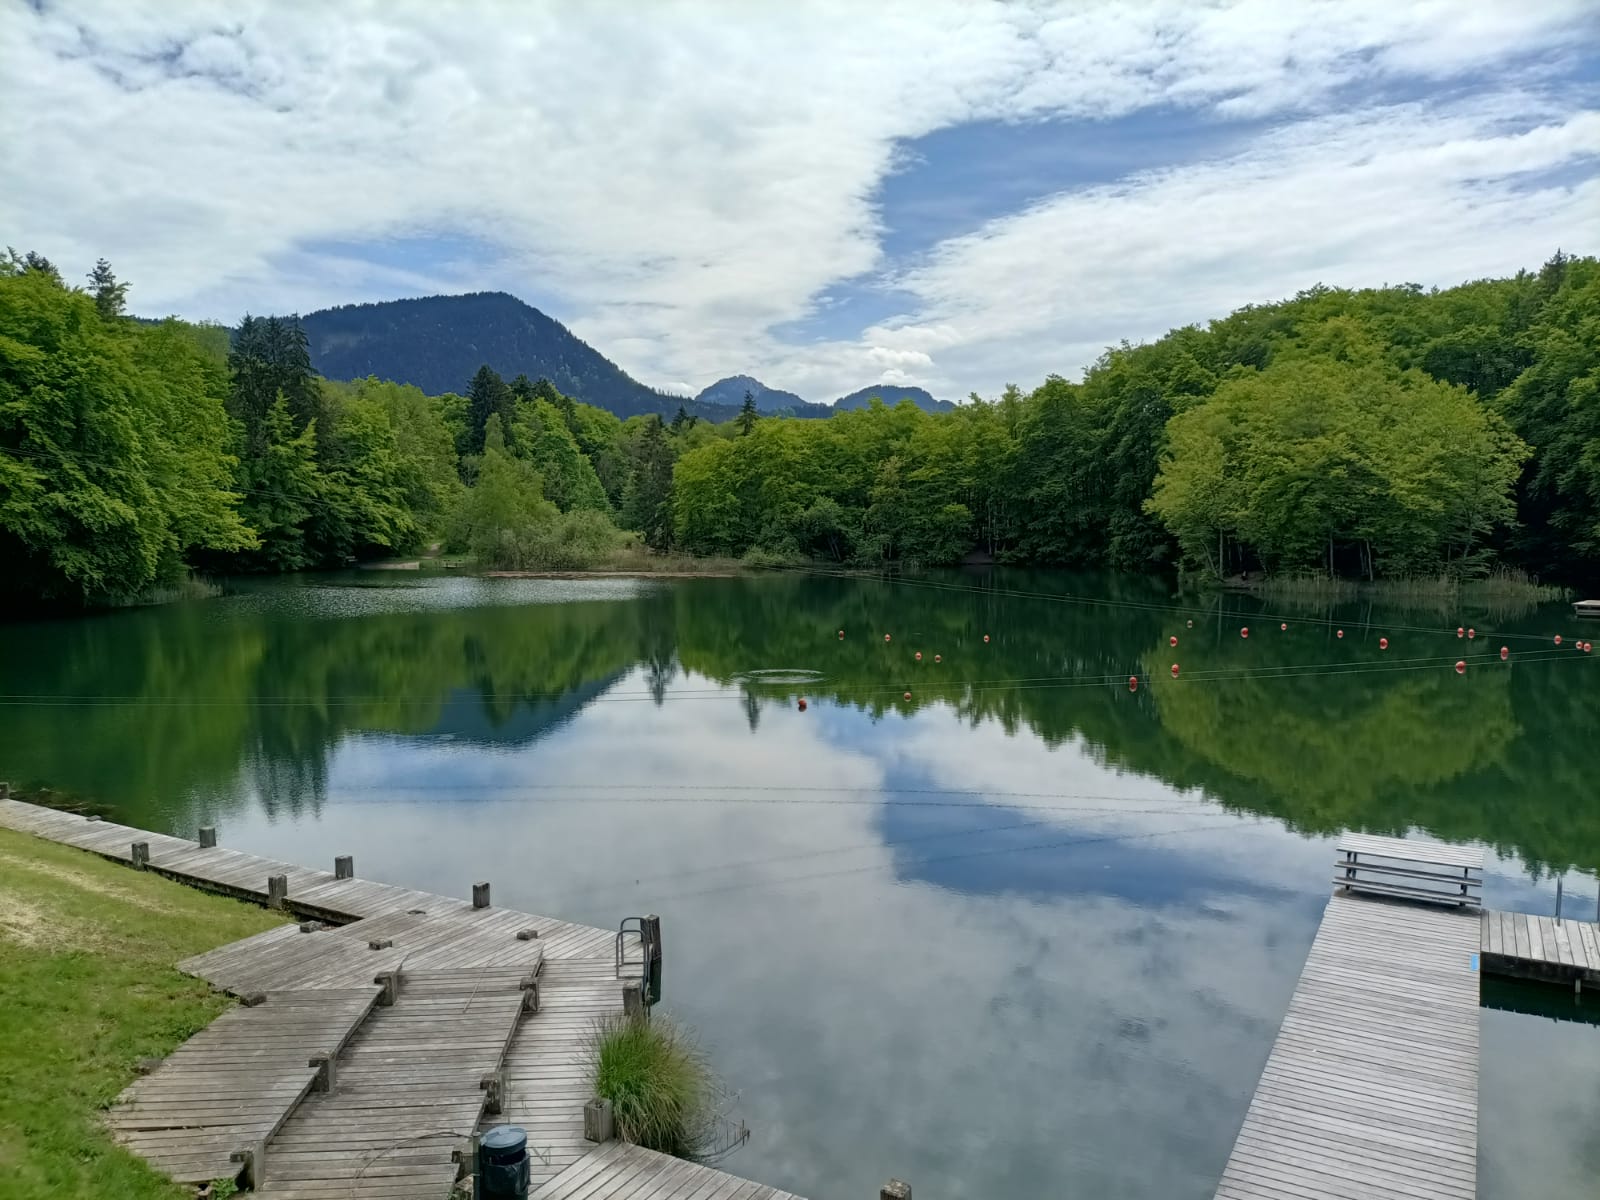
[586,1013,713,1159]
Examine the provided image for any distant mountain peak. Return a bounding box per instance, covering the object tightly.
[832,384,951,413]
[693,375,829,416]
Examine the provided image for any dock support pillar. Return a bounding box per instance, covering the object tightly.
[0,782,10,799]
[622,981,646,1021]
[644,913,663,1005]
[131,841,150,869]
[198,826,217,848]
[473,881,491,909]
[880,1180,912,1200]
[583,1098,615,1143]
[266,874,288,909]
[335,855,353,880]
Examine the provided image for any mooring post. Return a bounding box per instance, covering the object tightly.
[309,1052,337,1092]
[335,855,353,880]
[230,1142,265,1188]
[0,781,10,799]
[880,1179,912,1200]
[622,981,646,1021]
[1556,878,1564,922]
[198,825,217,848]
[266,874,288,910]
[473,881,491,909]
[130,841,150,869]
[583,1097,615,1143]
[644,913,663,1005]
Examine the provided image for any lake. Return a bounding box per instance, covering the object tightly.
[3,569,1599,1197]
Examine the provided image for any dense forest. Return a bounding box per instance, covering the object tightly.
[0,249,1595,607]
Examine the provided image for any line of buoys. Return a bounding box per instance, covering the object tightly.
[1170,636,1178,647]
[1379,637,1389,650]
[1170,663,1180,677]
[1128,676,1139,692]
[1455,660,1466,675]
[1500,646,1510,661]
[797,697,808,711]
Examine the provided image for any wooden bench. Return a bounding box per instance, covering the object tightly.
[1335,832,1484,908]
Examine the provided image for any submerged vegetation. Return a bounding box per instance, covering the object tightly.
[0,824,283,1199]
[587,1013,717,1160]
[1,249,1598,606]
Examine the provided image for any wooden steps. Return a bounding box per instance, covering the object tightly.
[106,988,381,1185]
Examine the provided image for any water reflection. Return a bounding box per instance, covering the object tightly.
[3,570,1600,1198]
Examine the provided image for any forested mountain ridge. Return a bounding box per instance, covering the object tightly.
[694,375,830,416]
[3,248,1598,607]
[298,292,737,420]
[833,384,952,413]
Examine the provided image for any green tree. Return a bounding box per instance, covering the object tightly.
[86,258,128,319]
[466,364,515,456]
[229,315,319,454]
[736,390,758,436]
[622,416,675,549]
[237,396,320,571]
[449,415,556,568]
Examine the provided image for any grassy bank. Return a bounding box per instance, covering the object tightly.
[1236,568,1570,618]
[0,826,283,1200]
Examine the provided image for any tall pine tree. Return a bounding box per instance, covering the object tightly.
[87,258,128,318]
[466,364,515,455]
[737,390,758,436]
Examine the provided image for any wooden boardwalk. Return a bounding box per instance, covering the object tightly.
[537,1140,808,1200]
[1214,891,1482,1199]
[1482,908,1600,987]
[0,797,805,1200]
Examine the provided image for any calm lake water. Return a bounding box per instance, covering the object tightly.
[4,569,1600,1197]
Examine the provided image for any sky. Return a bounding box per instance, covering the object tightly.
[4,0,1599,404]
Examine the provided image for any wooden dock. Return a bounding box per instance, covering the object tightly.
[0,797,807,1200]
[1215,836,1484,1200]
[1482,908,1600,989]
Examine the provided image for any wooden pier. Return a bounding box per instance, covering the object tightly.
[0,797,806,1199]
[1216,835,1485,1200]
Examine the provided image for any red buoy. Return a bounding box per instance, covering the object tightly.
[1171,663,1180,677]
[1280,622,1288,631]
[1186,620,1194,628]
[1337,630,1344,638]
[1455,660,1466,675]
[1170,636,1178,647]
[1555,635,1563,645]
[1587,643,1594,654]
[1379,637,1389,650]
[1467,628,1476,639]
[838,629,844,639]
[902,691,911,701]
[1241,627,1250,639]
[934,654,941,663]
[1500,646,1510,660]
[1128,676,1138,692]
[915,651,922,662]
[1457,627,1464,638]
[885,634,892,643]
[797,697,808,711]
[983,634,990,644]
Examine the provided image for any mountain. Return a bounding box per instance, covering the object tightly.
[832,384,952,413]
[297,292,739,421]
[693,375,832,417]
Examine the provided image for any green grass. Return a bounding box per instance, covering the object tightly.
[587,1013,714,1160]
[0,826,285,1200]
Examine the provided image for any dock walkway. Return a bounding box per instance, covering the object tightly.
[0,797,806,1200]
[1215,835,1484,1200]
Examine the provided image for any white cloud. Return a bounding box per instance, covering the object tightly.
[2,0,1595,401]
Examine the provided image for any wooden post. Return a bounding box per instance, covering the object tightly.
[480,1072,502,1115]
[131,841,150,869]
[266,874,288,910]
[622,981,645,1020]
[1556,878,1564,922]
[644,913,663,1005]
[583,1098,615,1143]
[334,855,353,880]
[374,970,400,1006]
[880,1180,912,1200]
[472,881,491,909]
[230,1142,265,1188]
[309,1052,337,1092]
[198,826,217,848]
